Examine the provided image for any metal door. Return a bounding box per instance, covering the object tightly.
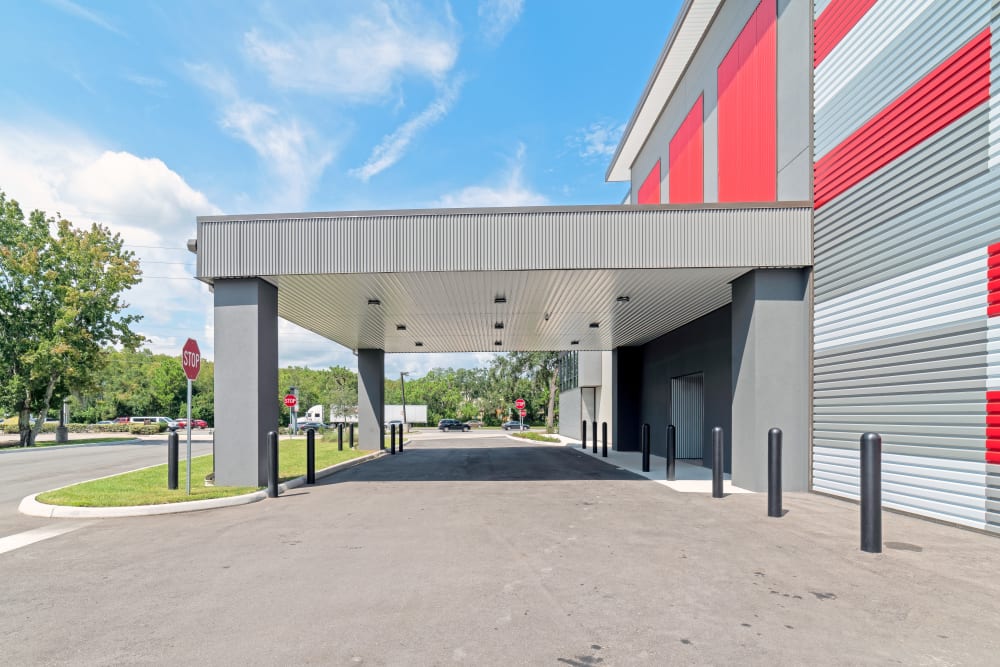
[671,373,704,459]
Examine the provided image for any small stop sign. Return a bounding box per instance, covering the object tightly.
[284,394,298,409]
[515,398,526,409]
[519,408,527,417]
[181,339,201,381]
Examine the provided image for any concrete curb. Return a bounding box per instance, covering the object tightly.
[18,449,389,519]
[0,438,142,453]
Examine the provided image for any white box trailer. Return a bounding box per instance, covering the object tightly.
[385,404,427,424]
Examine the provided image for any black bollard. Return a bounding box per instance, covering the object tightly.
[267,430,279,498]
[167,431,178,490]
[860,432,882,553]
[399,426,404,453]
[768,428,782,517]
[390,423,396,455]
[592,421,597,454]
[338,422,344,452]
[349,422,355,449]
[601,421,608,457]
[712,426,724,498]
[306,428,316,485]
[666,424,676,482]
[641,423,651,472]
[581,420,587,450]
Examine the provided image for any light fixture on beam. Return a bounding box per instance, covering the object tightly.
[396,324,406,331]
[415,341,424,347]
[494,322,504,329]
[589,322,600,328]
[367,298,381,306]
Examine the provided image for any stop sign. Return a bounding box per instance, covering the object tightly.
[519,408,527,417]
[181,339,201,381]
[284,394,298,409]
[515,398,526,409]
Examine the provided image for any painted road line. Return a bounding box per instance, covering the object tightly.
[0,522,93,555]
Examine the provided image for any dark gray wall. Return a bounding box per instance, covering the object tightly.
[636,306,733,469]
[731,269,810,491]
[213,278,278,487]
[631,0,811,203]
[612,347,643,451]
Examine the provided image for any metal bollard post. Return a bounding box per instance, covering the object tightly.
[390,423,396,455]
[641,423,651,472]
[349,422,355,449]
[338,422,344,452]
[581,420,587,449]
[768,428,782,517]
[712,426,724,498]
[592,421,597,454]
[666,424,676,481]
[860,432,882,553]
[306,428,316,485]
[601,421,608,458]
[167,431,178,490]
[399,426,404,453]
[267,431,279,498]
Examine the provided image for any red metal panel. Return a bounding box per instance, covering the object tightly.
[815,28,992,209]
[668,96,704,204]
[637,160,661,205]
[814,0,878,67]
[717,0,777,203]
[989,393,1000,462]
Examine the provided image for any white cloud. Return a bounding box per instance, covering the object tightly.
[435,143,547,208]
[43,0,125,36]
[243,2,458,102]
[478,0,524,44]
[571,120,627,160]
[386,352,498,378]
[187,64,334,210]
[350,78,463,181]
[0,123,218,357]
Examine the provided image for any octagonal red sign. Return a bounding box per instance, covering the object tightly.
[284,394,298,408]
[514,398,526,409]
[181,338,201,381]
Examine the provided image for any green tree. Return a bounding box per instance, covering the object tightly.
[0,192,142,445]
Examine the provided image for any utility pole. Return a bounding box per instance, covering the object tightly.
[400,372,409,432]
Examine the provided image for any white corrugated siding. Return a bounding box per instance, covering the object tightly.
[813,0,998,531]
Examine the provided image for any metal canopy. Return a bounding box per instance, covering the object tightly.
[196,203,812,353]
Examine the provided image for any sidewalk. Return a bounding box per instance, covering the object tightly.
[552,433,752,494]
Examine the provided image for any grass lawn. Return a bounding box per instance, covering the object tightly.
[511,432,561,443]
[0,436,135,450]
[36,436,374,507]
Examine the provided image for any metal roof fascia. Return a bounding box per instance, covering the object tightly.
[605,0,723,183]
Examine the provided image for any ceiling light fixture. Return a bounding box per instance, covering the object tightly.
[571,340,579,345]
[415,341,424,347]
[616,296,631,303]
[494,340,502,346]
[494,296,507,304]
[396,324,406,331]
[494,322,504,329]
[367,298,381,306]
[589,322,600,328]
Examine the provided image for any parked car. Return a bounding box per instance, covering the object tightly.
[128,416,179,431]
[297,421,325,432]
[175,418,208,429]
[464,420,484,428]
[438,419,470,432]
[114,417,129,424]
[502,421,530,431]
[96,420,113,425]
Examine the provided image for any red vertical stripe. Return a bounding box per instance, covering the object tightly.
[988,243,1000,318]
[814,0,878,67]
[668,96,704,204]
[637,160,661,205]
[988,394,1000,463]
[815,28,992,209]
[717,0,777,203]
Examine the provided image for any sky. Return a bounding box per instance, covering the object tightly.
[0,0,682,378]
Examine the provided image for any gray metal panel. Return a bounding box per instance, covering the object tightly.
[559,388,582,440]
[815,1,988,157]
[198,205,812,280]
[671,373,704,458]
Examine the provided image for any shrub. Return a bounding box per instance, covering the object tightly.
[128,424,162,435]
[511,432,560,443]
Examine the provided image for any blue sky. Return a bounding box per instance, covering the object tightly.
[0,0,681,377]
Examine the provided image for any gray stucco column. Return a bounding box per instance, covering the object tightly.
[213,278,278,487]
[731,269,810,492]
[357,349,385,450]
[611,347,643,451]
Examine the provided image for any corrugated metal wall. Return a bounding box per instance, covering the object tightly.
[812,0,998,532]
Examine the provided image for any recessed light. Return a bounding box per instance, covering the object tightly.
[616,296,630,303]
[494,340,502,346]
[494,296,507,304]
[396,324,406,331]
[571,340,579,345]
[589,322,600,328]
[367,298,381,306]
[494,322,504,329]
[415,341,424,347]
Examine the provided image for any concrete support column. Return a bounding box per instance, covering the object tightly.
[213,278,278,487]
[731,269,810,492]
[611,346,643,451]
[357,349,385,450]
